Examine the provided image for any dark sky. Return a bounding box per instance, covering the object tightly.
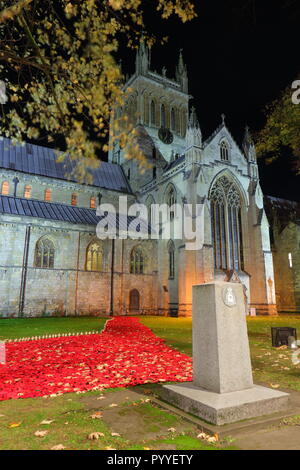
[120,0,300,201]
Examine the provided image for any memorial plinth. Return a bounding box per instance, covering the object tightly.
[162,282,289,425]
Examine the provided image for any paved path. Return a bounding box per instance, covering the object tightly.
[234,425,300,450]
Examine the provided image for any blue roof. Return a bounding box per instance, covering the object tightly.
[0,137,131,193]
[0,195,150,233]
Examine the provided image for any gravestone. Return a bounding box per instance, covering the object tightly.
[162,282,289,425]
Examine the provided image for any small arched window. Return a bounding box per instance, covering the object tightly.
[35,238,55,269]
[130,246,145,274]
[150,100,156,125]
[86,241,103,271]
[90,197,96,209]
[24,185,31,198]
[167,187,176,221]
[170,108,176,131]
[71,193,77,206]
[44,188,52,202]
[161,103,166,128]
[220,141,229,161]
[168,240,175,279]
[1,181,9,195]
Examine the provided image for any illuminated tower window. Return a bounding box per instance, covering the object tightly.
[288,252,293,268]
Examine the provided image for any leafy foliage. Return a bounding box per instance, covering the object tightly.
[0,0,196,180]
[255,81,300,173]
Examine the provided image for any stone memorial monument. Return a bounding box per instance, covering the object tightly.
[162,281,289,425]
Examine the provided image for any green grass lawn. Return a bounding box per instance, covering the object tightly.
[140,315,300,391]
[0,314,300,450]
[0,317,108,341]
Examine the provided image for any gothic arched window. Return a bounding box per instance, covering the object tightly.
[35,238,55,269]
[168,240,175,279]
[1,181,9,195]
[86,241,103,271]
[130,246,145,274]
[161,104,166,127]
[166,187,176,221]
[170,108,176,131]
[150,100,156,125]
[220,141,229,161]
[210,176,244,271]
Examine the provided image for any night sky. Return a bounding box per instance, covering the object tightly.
[120,0,300,201]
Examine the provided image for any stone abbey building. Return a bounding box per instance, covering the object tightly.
[0,44,283,317]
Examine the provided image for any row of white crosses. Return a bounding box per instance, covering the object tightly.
[5,331,99,343]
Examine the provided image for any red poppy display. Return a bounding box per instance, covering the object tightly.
[0,317,192,401]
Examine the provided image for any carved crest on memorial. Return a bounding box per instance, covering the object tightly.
[222,286,236,307]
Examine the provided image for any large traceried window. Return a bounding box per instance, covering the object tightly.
[86,241,103,271]
[35,237,55,269]
[130,246,145,274]
[168,240,175,279]
[210,176,244,271]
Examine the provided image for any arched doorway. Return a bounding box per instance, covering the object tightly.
[129,289,140,313]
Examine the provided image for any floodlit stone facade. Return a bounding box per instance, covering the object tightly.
[0,44,279,317]
[265,197,300,313]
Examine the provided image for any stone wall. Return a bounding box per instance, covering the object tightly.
[0,214,158,317]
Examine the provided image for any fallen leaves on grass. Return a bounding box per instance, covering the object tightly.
[90,411,103,419]
[168,427,176,433]
[51,444,66,450]
[8,422,21,428]
[111,432,121,437]
[197,432,218,443]
[34,430,48,437]
[270,383,280,389]
[40,419,54,425]
[88,432,105,440]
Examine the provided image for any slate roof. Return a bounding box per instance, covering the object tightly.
[0,195,150,233]
[0,137,131,193]
[264,195,300,232]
